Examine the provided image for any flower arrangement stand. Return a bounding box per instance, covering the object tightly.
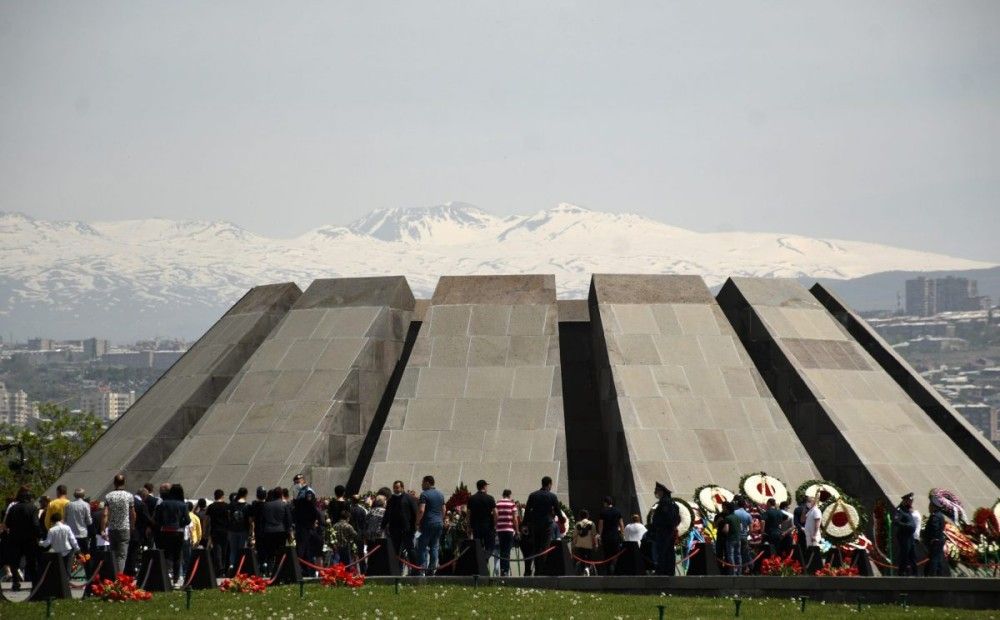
[137,548,171,592]
[234,546,261,576]
[187,546,217,590]
[272,545,303,585]
[83,548,118,598]
[27,551,71,601]
[364,537,400,577]
[686,542,720,576]
[450,539,489,576]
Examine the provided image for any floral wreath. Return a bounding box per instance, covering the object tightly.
[819,496,868,545]
[795,479,844,504]
[693,484,734,516]
[929,488,967,524]
[558,500,576,539]
[738,472,789,507]
[674,498,695,538]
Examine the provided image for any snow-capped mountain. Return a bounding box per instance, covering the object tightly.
[0,202,993,340]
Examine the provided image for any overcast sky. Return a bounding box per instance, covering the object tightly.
[1,1,998,261]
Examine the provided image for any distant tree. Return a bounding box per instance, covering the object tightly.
[0,403,104,501]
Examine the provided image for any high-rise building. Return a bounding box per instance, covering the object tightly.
[0,382,37,426]
[905,277,937,316]
[80,388,136,421]
[83,337,109,359]
[904,276,989,316]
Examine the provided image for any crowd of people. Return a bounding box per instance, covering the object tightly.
[2,470,953,590]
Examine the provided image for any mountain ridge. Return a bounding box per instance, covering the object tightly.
[0,203,994,341]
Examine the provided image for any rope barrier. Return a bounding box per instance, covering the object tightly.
[181,557,200,589]
[138,558,154,591]
[235,554,246,577]
[489,544,558,563]
[344,544,382,569]
[266,553,287,585]
[68,559,105,590]
[716,550,766,570]
[22,561,52,601]
[681,546,701,563]
[571,548,625,566]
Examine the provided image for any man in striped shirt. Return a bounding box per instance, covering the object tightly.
[495,489,519,576]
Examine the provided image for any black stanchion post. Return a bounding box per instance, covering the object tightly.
[799,596,807,612]
[186,587,193,610]
[28,552,72,601]
[46,598,53,618]
[395,577,400,595]
[734,598,741,616]
[656,604,665,620]
[899,593,908,609]
[856,596,863,612]
[299,580,305,599]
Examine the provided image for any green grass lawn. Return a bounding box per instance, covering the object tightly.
[1,583,997,619]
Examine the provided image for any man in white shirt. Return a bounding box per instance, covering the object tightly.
[803,495,822,548]
[40,511,80,574]
[63,488,93,553]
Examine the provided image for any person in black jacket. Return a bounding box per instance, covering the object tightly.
[523,476,559,575]
[381,480,418,572]
[893,492,918,576]
[258,487,293,576]
[3,486,40,591]
[651,482,681,576]
[153,484,191,585]
[923,500,948,577]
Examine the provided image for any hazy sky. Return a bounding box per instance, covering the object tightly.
[1,1,998,261]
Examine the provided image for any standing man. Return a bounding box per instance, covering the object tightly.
[651,482,680,576]
[44,485,70,531]
[414,475,445,576]
[292,473,313,500]
[3,486,40,592]
[103,474,135,574]
[803,495,823,573]
[733,496,753,574]
[596,496,624,575]
[206,489,230,575]
[382,480,419,572]
[893,492,918,576]
[523,476,559,576]
[466,479,497,556]
[761,498,788,555]
[227,487,251,576]
[494,489,519,577]
[63,488,93,554]
[792,492,808,560]
[922,500,947,577]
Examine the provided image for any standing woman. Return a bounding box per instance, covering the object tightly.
[154,484,190,585]
[596,496,624,575]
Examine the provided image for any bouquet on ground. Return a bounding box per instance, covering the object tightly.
[91,573,153,601]
[760,555,803,576]
[814,563,859,577]
[219,572,269,594]
[320,562,366,588]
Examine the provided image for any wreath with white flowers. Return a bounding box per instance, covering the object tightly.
[693,484,734,516]
[795,479,843,504]
[738,472,789,507]
[820,496,868,545]
[674,498,695,538]
[930,488,967,524]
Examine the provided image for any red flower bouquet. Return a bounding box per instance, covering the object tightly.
[219,573,269,593]
[760,555,803,576]
[320,562,366,588]
[91,573,153,601]
[814,563,859,577]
